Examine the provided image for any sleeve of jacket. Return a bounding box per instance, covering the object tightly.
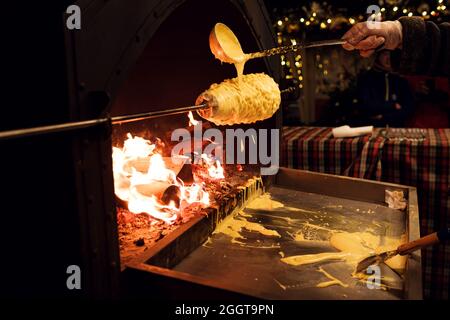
[391,17,450,77]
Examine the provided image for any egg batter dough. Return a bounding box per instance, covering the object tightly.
[196,73,281,125]
[281,252,351,266]
[213,212,281,244]
[316,267,349,288]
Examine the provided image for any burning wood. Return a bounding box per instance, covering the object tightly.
[113,133,223,223]
[113,132,262,266]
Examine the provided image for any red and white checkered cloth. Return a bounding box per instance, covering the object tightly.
[282,126,450,300]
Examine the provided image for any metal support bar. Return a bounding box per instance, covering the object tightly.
[0,86,296,141]
[111,103,209,125]
[0,118,110,141]
[0,104,209,141]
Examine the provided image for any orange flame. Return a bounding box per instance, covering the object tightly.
[188,111,199,126]
[112,133,219,224]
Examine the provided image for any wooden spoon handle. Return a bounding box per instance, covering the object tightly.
[397,232,440,255]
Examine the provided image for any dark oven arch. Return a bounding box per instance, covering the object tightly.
[66,0,280,122]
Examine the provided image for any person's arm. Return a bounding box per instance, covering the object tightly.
[342,18,450,77]
[391,17,450,76]
[342,20,403,57]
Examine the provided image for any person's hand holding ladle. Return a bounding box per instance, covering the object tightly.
[209,23,346,66]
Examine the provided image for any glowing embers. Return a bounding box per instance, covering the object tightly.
[112,133,224,224]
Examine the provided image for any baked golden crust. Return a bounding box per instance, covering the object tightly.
[196,73,281,125]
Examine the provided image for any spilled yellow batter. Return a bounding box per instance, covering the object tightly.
[351,271,389,290]
[281,229,407,289]
[281,252,351,266]
[239,211,253,218]
[246,194,314,214]
[243,193,407,279]
[245,193,285,210]
[213,213,281,244]
[316,267,349,288]
[333,232,407,272]
[283,231,406,269]
[292,232,305,241]
[211,191,407,291]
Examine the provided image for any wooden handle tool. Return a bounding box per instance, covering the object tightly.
[356,229,448,273]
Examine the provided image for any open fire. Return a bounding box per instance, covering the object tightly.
[112,133,224,224]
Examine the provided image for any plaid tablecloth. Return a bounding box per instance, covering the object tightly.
[282,126,450,300]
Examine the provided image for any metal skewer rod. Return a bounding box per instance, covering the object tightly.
[0,104,210,141]
[111,103,209,125]
[0,118,110,141]
[0,87,296,141]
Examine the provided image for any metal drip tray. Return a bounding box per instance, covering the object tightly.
[123,168,422,300]
[174,187,407,299]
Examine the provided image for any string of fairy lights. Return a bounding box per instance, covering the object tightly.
[273,0,449,89]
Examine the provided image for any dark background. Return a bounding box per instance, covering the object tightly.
[0,1,81,297]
